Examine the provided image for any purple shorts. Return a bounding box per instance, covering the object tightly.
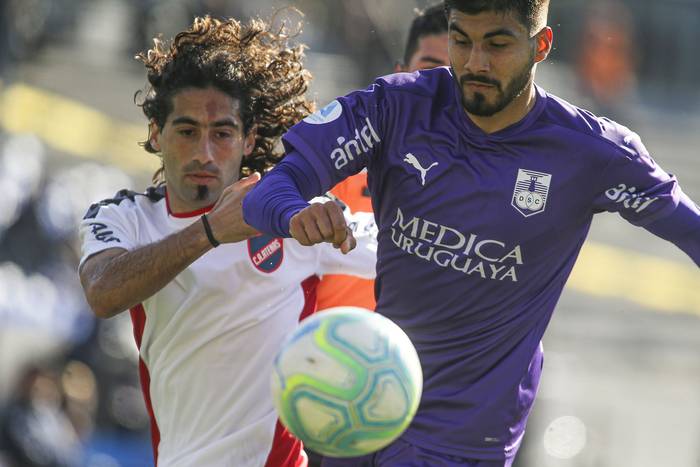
[319,439,516,467]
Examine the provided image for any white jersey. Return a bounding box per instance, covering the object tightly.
[79,186,377,467]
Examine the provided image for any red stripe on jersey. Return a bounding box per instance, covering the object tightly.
[130,304,161,465]
[264,420,308,467]
[264,275,319,467]
[298,275,320,322]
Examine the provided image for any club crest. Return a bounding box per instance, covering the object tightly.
[248,235,284,273]
[511,169,552,217]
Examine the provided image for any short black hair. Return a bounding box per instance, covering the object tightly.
[402,3,449,66]
[443,0,549,34]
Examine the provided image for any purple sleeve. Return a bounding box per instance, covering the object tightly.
[593,130,680,226]
[644,190,700,266]
[592,126,700,266]
[243,152,322,237]
[244,81,388,237]
[282,83,385,190]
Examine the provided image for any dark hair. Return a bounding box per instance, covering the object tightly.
[443,0,549,33]
[135,14,314,183]
[403,3,449,66]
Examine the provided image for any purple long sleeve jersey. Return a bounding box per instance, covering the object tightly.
[243,67,700,460]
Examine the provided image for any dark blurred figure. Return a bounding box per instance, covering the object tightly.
[0,366,82,467]
[576,1,637,120]
[0,0,9,76]
[0,0,81,73]
[394,3,449,72]
[0,133,151,464]
[128,0,245,57]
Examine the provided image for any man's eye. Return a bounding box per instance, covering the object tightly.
[491,43,508,48]
[179,129,194,136]
[216,131,233,138]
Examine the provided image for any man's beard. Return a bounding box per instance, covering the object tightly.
[195,184,210,201]
[455,54,535,117]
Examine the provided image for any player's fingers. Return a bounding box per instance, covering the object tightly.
[301,217,325,245]
[323,201,349,246]
[216,172,260,205]
[338,229,357,254]
[314,206,336,241]
[233,172,261,194]
[290,213,312,246]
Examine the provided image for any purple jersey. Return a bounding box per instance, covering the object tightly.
[244,67,700,460]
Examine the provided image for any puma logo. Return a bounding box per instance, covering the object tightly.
[403,153,438,186]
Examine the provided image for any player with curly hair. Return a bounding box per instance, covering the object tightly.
[78,15,376,467]
[138,14,314,185]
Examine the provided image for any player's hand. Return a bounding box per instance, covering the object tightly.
[290,201,357,254]
[206,173,261,244]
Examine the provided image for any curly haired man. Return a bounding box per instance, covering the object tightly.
[78,15,376,467]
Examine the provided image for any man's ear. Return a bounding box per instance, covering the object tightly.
[243,125,257,156]
[149,120,162,152]
[534,26,554,63]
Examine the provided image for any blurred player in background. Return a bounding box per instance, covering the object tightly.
[243,0,700,465]
[394,2,450,73]
[78,15,376,467]
[316,3,448,313]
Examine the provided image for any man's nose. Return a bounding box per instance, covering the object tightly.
[194,134,215,163]
[464,45,490,73]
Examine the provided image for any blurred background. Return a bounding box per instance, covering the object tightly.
[0,0,698,466]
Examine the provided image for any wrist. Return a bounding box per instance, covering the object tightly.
[201,213,220,247]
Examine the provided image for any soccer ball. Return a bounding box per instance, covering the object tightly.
[271,306,423,458]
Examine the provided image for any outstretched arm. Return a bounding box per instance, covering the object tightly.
[645,191,700,267]
[80,223,212,318]
[243,151,357,253]
[80,175,259,318]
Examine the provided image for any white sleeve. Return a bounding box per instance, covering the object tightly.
[317,209,377,278]
[78,201,137,268]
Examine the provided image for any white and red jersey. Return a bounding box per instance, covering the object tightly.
[79,186,377,467]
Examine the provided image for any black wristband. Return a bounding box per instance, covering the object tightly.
[201,214,220,248]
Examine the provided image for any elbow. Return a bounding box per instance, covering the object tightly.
[90,304,121,320]
[87,299,121,320]
[84,285,124,319]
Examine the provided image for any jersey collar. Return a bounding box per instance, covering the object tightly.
[453,82,548,140]
[165,188,215,218]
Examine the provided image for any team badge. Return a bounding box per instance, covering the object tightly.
[511,169,552,217]
[303,100,342,125]
[248,235,284,273]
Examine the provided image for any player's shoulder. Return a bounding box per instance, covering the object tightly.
[375,66,454,100]
[540,89,645,158]
[83,185,166,220]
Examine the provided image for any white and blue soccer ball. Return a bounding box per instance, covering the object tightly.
[271,306,423,458]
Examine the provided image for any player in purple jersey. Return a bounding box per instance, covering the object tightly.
[243,0,700,465]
